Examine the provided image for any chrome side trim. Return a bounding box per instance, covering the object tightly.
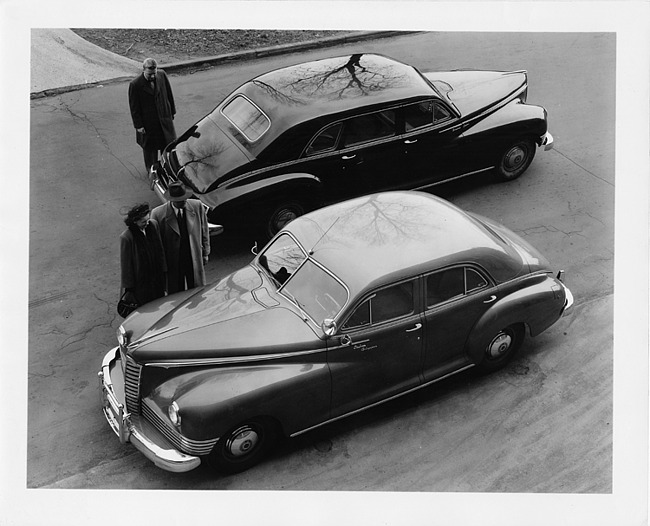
[289,363,475,437]
[146,346,329,368]
[414,167,494,191]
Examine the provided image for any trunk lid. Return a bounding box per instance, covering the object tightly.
[423,70,527,117]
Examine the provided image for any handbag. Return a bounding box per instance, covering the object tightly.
[117,291,139,318]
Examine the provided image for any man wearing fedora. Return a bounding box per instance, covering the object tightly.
[151,181,210,294]
[128,57,177,172]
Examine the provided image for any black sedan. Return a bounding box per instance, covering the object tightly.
[149,53,553,238]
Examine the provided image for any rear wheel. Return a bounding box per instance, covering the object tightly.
[206,418,278,474]
[475,324,525,373]
[493,139,536,182]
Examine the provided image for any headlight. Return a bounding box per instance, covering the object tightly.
[117,325,127,347]
[168,401,181,427]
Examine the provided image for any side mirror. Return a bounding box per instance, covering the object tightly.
[321,318,337,337]
[251,242,258,255]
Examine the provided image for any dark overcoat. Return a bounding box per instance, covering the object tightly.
[128,69,177,148]
[150,200,210,293]
[119,219,167,305]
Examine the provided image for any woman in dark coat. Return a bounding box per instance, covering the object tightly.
[120,203,167,308]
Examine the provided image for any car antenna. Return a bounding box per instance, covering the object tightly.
[309,217,340,256]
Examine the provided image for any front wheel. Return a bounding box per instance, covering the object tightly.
[206,418,278,474]
[264,200,306,240]
[493,139,536,182]
[475,324,525,374]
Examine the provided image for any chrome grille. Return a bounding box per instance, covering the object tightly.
[124,356,142,414]
[141,400,218,456]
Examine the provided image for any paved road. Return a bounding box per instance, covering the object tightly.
[17,30,646,525]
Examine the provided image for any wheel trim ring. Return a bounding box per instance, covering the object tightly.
[487,331,513,359]
[225,426,260,458]
[503,145,527,172]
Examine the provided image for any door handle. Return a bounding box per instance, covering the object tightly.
[406,323,422,332]
[341,154,357,160]
[404,139,418,144]
[483,295,497,304]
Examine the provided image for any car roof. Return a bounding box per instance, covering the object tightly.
[234,53,436,142]
[285,191,525,298]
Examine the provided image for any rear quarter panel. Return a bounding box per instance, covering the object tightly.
[465,273,566,364]
[460,100,548,166]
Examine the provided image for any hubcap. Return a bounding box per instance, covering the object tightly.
[226,426,260,458]
[274,208,298,231]
[487,331,512,359]
[504,145,526,171]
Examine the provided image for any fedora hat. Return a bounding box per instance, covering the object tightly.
[164,181,190,202]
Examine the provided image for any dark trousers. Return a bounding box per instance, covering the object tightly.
[143,147,159,171]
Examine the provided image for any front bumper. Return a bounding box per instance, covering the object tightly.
[149,168,224,237]
[98,347,201,473]
[541,131,554,151]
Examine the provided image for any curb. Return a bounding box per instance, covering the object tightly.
[31,30,419,100]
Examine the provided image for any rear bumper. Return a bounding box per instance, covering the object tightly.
[98,347,201,473]
[541,131,554,151]
[149,167,224,236]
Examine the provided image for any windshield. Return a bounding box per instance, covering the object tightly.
[173,113,251,192]
[257,234,348,322]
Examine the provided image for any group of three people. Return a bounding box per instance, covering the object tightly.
[120,57,210,312]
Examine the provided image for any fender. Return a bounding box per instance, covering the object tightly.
[203,172,324,218]
[462,100,548,145]
[142,354,331,442]
[465,274,565,364]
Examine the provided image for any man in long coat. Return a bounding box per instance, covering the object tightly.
[151,182,210,294]
[128,57,177,171]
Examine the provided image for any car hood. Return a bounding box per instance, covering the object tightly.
[422,70,527,117]
[121,265,322,362]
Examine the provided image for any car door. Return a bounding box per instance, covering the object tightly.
[421,265,498,380]
[327,279,424,417]
[302,109,405,203]
[397,99,468,188]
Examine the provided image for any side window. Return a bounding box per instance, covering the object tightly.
[466,268,488,293]
[426,267,490,307]
[433,101,452,122]
[403,100,453,132]
[305,122,343,156]
[343,299,370,330]
[426,267,464,307]
[342,110,396,147]
[342,280,414,330]
[404,101,434,131]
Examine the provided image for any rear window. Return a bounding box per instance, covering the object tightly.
[221,95,270,143]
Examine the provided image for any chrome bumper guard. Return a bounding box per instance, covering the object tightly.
[541,131,554,151]
[98,347,201,473]
[149,170,224,237]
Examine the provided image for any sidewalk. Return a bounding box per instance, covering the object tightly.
[30,29,415,98]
